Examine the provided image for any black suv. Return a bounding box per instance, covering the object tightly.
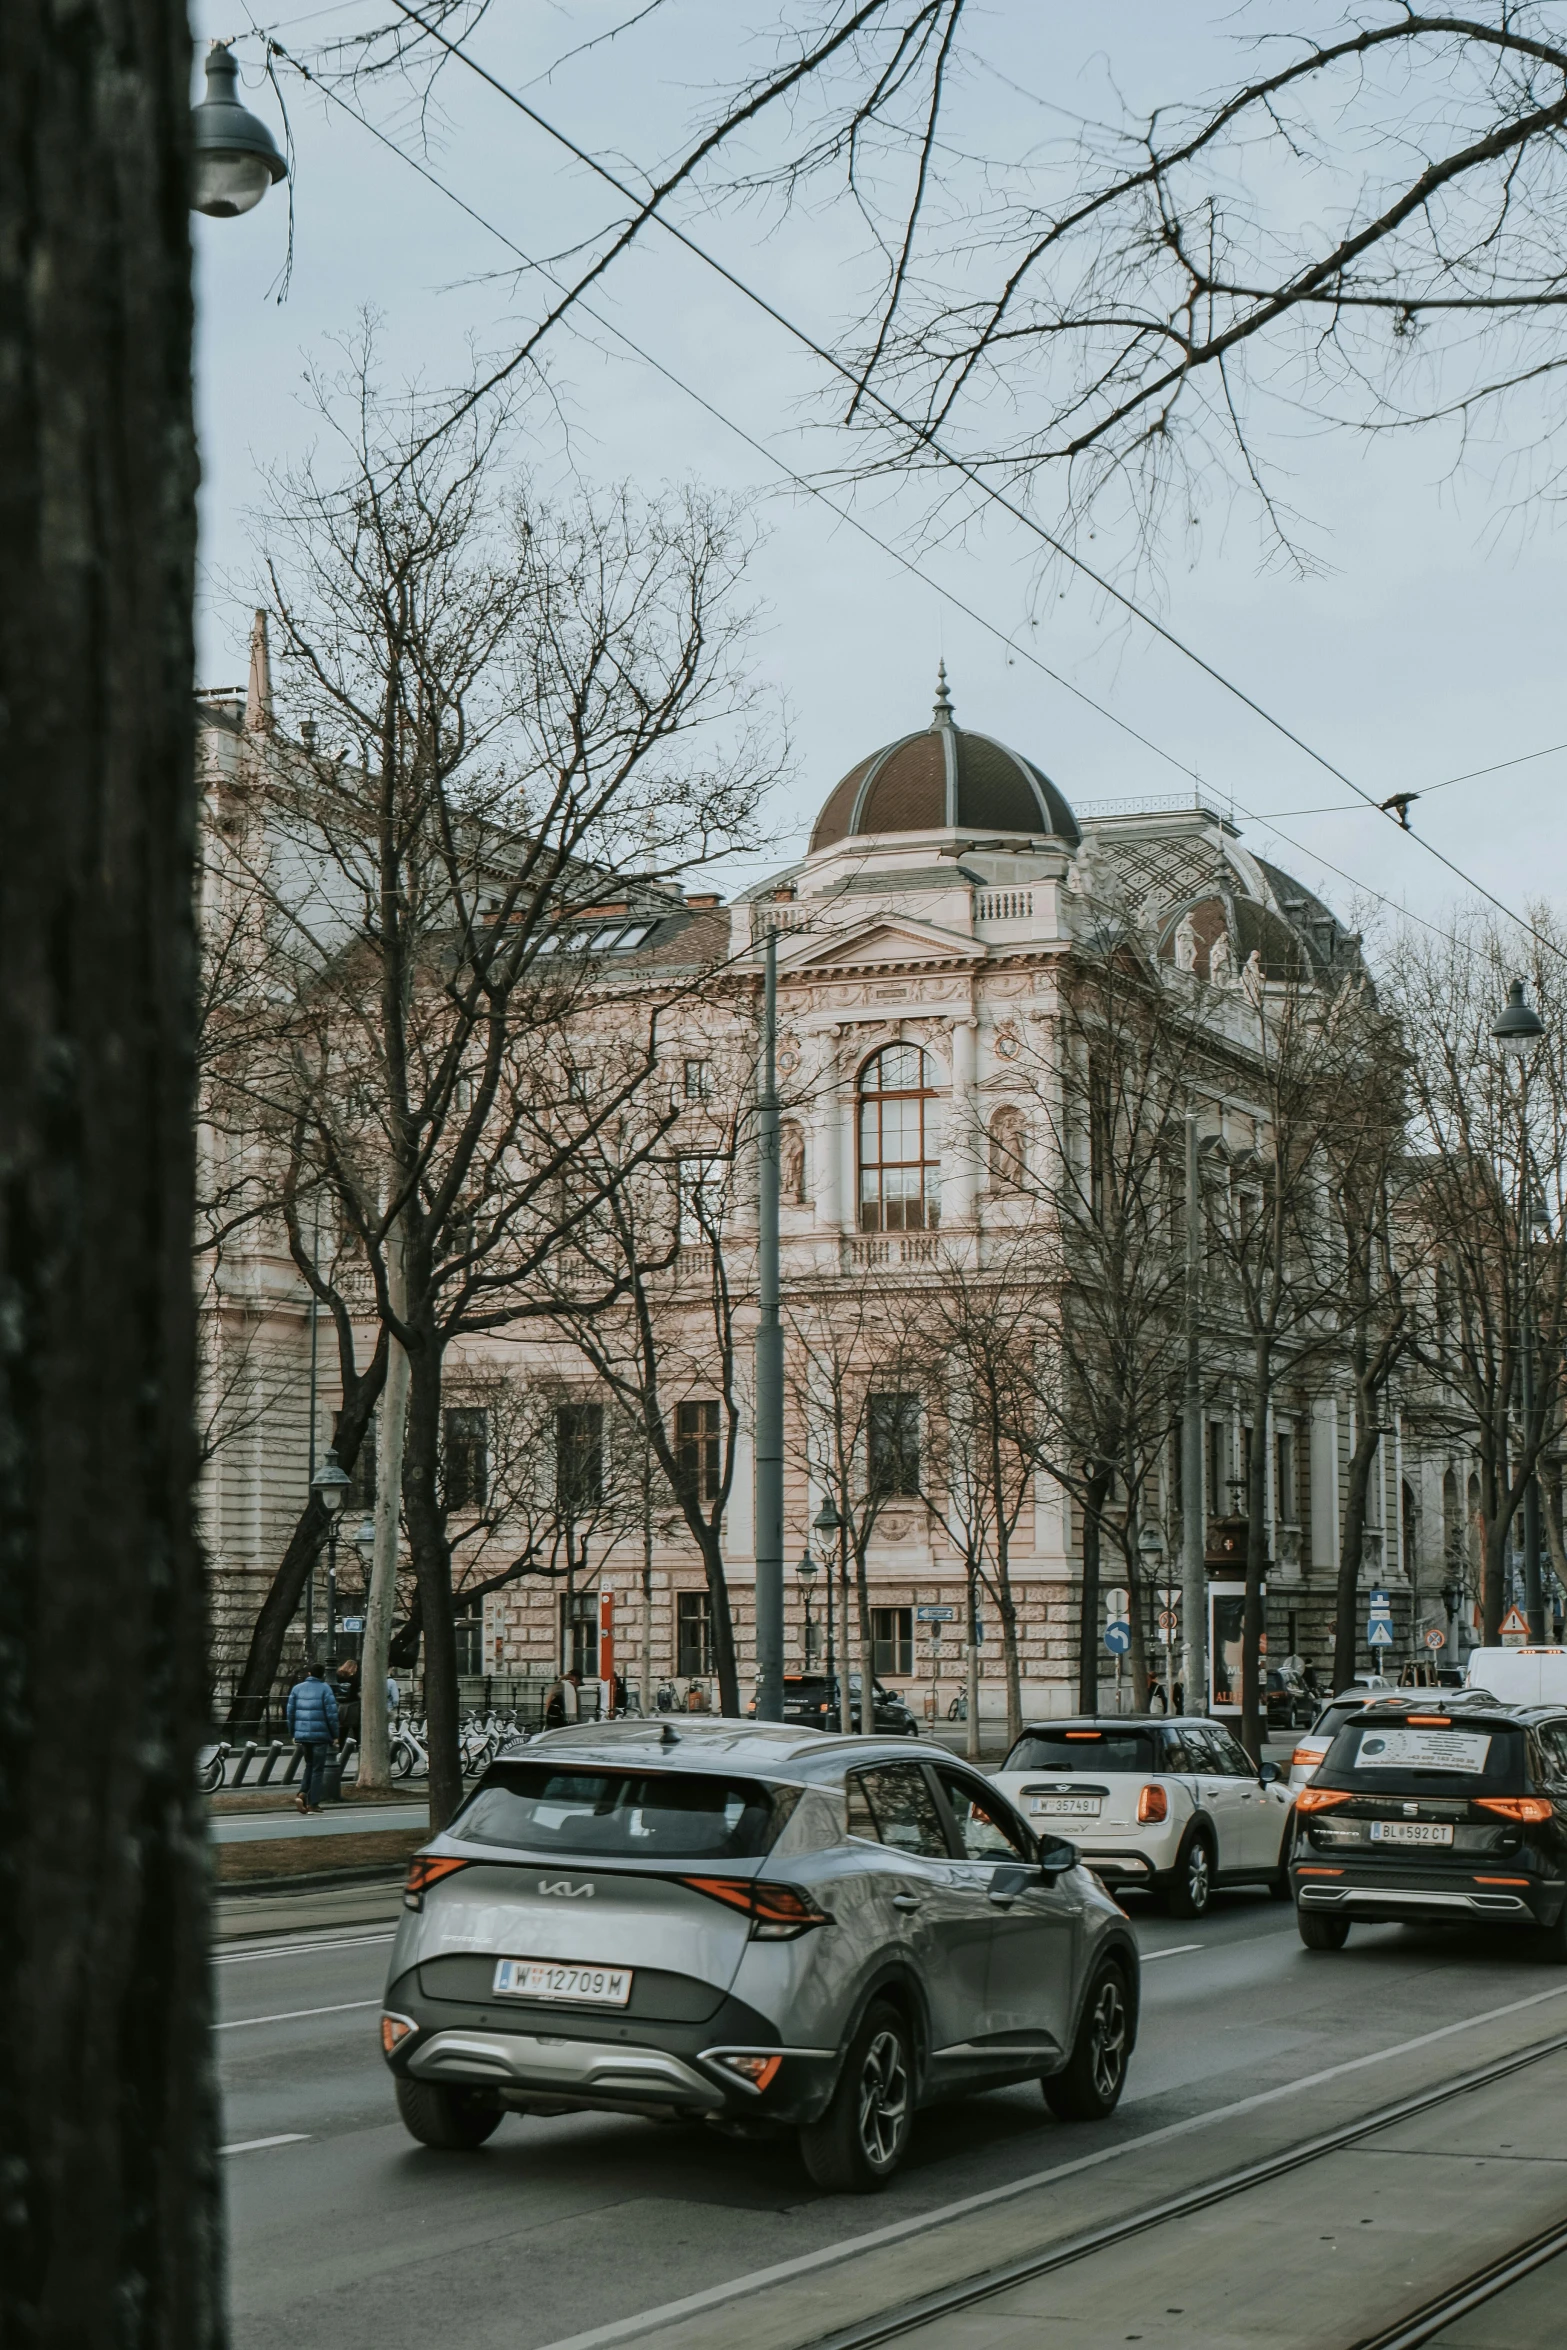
[1289,1689,1567,1955]
[775,1674,919,1736]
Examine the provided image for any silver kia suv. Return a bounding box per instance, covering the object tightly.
[381,1719,1139,2190]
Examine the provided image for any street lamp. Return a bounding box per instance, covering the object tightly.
[1493,980,1548,1639]
[797,1548,819,1668]
[311,1447,350,1664]
[814,1498,850,1731]
[191,42,287,218]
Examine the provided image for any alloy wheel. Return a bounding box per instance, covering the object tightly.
[855,2026,910,2169]
[1088,1976,1128,2104]
[1186,1840,1210,1912]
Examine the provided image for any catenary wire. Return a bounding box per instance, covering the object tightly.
[267,44,1479,957]
[367,0,1563,960]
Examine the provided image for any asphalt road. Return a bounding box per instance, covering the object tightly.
[217,1893,1567,2350]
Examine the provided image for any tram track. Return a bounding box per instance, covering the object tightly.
[793,2027,1567,2350]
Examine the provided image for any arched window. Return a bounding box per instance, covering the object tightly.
[859,1045,942,1233]
[988,1104,1027,1192]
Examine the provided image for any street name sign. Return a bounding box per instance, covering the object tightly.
[916,1605,956,1622]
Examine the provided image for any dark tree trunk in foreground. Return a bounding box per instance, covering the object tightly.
[0,8,220,2345]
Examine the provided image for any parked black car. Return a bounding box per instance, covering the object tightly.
[1290,1688,1567,1956]
[770,1674,920,1736]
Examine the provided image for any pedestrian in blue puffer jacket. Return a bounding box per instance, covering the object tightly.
[287,1662,339,1813]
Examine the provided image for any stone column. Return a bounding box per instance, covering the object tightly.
[945,1016,978,1227]
[812,1028,844,1231]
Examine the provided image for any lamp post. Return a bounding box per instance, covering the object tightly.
[190,42,287,218]
[1139,1521,1173,1711]
[797,1549,819,1670]
[1493,978,1547,1641]
[814,1498,849,1730]
[310,1447,350,1665]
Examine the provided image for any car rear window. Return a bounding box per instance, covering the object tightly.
[452,1767,787,1859]
[1321,1720,1528,1795]
[1005,1729,1161,1775]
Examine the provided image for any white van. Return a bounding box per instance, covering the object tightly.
[1463,1647,1567,1705]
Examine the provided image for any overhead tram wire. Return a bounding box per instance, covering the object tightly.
[275,49,1476,959]
[374,0,1563,962]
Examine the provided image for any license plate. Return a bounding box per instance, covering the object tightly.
[492,1959,633,2005]
[1369,1821,1453,1847]
[1030,1796,1101,1818]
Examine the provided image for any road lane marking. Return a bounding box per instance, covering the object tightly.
[214,1932,397,1967]
[532,1980,1567,2350]
[220,2135,310,2156]
[217,2000,379,2031]
[1140,1944,1202,1962]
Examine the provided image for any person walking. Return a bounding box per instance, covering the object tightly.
[333,1655,362,1747]
[543,1666,582,1732]
[287,1660,339,1814]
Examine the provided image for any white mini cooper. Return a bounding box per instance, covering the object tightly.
[992,1716,1296,1917]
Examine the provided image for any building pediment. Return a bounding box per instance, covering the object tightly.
[783,915,984,974]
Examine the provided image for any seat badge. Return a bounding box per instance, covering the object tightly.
[1403,1803,1418,1818]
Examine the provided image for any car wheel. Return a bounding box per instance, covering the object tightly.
[1532,1905,1567,1963]
[394,2076,504,2150]
[1297,1909,1350,1951]
[1042,1961,1131,2122]
[1165,1829,1213,1920]
[799,2000,914,2193]
[1267,1829,1293,1899]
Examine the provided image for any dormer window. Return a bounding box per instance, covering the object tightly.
[858,1046,942,1233]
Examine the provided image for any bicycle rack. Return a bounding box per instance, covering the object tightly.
[231,1740,259,1788]
[255,1739,285,1786]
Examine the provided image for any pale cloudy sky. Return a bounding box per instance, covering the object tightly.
[192,3,1567,944]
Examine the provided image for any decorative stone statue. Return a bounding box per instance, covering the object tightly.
[1174,910,1199,972]
[779,1120,807,1205]
[1242,947,1264,999]
[1208,926,1234,987]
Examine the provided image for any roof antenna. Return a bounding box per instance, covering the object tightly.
[660,1721,681,1747]
[932,659,955,731]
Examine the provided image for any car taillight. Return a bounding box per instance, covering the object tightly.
[403,1854,468,1910]
[1475,1796,1553,1823]
[715,2052,783,2091]
[681,1877,833,1940]
[1137,1784,1168,1823]
[1291,1746,1322,1772]
[381,2012,417,2055]
[1295,1787,1353,1813]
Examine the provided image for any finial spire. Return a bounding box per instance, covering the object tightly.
[245,608,274,733]
[932,659,954,730]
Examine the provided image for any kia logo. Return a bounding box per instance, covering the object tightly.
[538,1878,594,1898]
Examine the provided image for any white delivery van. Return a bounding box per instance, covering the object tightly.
[1463,1647,1567,1705]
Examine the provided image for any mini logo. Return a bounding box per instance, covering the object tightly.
[539,1879,594,1898]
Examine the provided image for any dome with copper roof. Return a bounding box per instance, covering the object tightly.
[808,667,1081,855]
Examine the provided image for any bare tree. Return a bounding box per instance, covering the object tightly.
[786,1287,926,1733]
[0,4,222,2338]
[547,1034,762,1717]
[210,341,778,1822]
[1392,913,1567,1645]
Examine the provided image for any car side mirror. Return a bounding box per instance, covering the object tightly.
[1259,1761,1280,1786]
[1032,1836,1078,1882]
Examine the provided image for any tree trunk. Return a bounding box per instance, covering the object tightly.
[404,1337,462,1827]
[697,1526,740,1714]
[0,6,222,2339]
[1124,1528,1151,1712]
[358,1229,409,1795]
[1077,1472,1110,1714]
[224,1337,386,1734]
[1333,1414,1381,1694]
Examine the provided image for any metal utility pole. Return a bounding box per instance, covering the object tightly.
[1182,1112,1208,1713]
[754,927,785,1720]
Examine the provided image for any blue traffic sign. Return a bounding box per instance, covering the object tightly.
[916,1605,956,1623]
[1368,1621,1395,1647]
[1104,1621,1132,1656]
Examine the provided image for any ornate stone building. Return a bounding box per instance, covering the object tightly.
[197,663,1474,1722]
